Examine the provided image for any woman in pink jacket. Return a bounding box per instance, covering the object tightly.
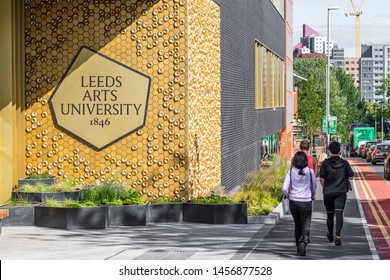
[282,151,317,256]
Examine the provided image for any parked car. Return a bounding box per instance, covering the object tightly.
[384,153,390,179]
[371,144,390,165]
[366,143,378,162]
[357,143,366,157]
[362,141,380,159]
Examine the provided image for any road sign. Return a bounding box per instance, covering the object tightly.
[322,116,337,133]
[353,127,375,148]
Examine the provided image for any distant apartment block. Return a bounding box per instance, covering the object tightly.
[294,24,335,57]
[331,44,345,68]
[344,57,360,88]
[294,25,370,93]
[360,44,390,102]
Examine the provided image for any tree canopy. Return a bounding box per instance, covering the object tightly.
[293,58,364,144]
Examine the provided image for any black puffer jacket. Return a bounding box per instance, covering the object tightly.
[319,156,354,194]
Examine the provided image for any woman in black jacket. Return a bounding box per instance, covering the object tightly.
[319,141,354,246]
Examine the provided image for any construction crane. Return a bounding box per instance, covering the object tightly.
[345,0,365,57]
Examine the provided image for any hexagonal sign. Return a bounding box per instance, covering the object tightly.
[49,46,151,151]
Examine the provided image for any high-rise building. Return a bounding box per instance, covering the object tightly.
[331,44,345,68]
[344,57,360,88]
[294,24,336,57]
[360,44,390,102]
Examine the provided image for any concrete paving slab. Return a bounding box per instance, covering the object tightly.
[0,223,265,260]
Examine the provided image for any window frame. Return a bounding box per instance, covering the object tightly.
[255,41,285,110]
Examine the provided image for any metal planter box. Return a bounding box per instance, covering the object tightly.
[35,206,108,229]
[0,206,35,226]
[147,203,183,223]
[183,202,248,224]
[108,204,147,226]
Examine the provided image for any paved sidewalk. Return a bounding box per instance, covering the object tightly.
[0,222,266,260]
[239,178,378,260]
[0,179,378,260]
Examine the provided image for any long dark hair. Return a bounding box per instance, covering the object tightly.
[292,151,308,175]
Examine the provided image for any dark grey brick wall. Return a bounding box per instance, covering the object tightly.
[220,0,286,191]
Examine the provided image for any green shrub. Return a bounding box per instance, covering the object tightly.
[43,198,82,207]
[82,200,98,207]
[19,183,50,193]
[233,190,278,216]
[234,154,289,216]
[191,193,238,204]
[149,197,181,204]
[63,199,83,208]
[244,154,288,197]
[8,196,31,206]
[81,176,145,206]
[122,197,144,205]
[107,199,123,206]
[27,172,52,179]
[55,178,81,191]
[18,180,81,193]
[247,204,275,216]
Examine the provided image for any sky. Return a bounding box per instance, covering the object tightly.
[293,0,390,57]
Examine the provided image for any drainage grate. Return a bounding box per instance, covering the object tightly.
[134,249,197,260]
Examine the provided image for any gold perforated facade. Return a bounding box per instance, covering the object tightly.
[187,0,221,197]
[0,0,221,203]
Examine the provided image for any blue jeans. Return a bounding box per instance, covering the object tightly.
[289,200,313,246]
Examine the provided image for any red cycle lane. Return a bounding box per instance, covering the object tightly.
[348,158,390,259]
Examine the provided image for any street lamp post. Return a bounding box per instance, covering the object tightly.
[382,92,385,142]
[326,6,339,148]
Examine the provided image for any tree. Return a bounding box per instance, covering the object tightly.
[334,68,363,143]
[294,58,326,111]
[374,74,390,139]
[296,74,322,143]
[294,58,365,144]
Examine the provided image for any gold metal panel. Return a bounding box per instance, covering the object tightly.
[187,0,221,198]
[22,0,188,200]
[17,0,220,201]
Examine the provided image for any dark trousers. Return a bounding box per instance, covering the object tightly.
[289,200,313,246]
[324,192,347,237]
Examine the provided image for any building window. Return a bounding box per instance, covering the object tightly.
[255,41,285,109]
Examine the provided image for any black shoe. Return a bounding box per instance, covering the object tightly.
[297,242,306,256]
[335,236,342,246]
[327,232,334,242]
